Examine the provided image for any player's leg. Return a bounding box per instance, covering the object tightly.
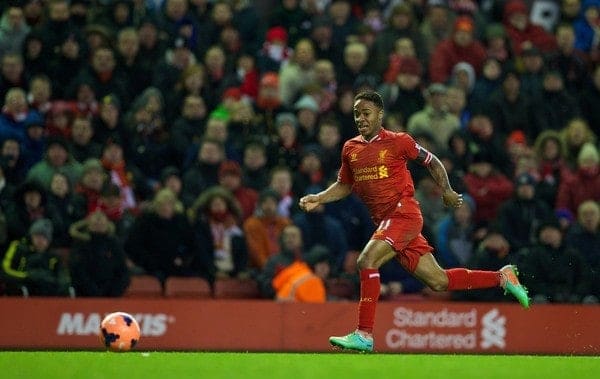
[412,253,530,308]
[329,239,395,352]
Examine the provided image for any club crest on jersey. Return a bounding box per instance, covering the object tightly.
[350,153,358,162]
[378,149,388,163]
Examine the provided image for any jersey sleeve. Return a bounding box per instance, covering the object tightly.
[337,142,354,185]
[398,133,433,166]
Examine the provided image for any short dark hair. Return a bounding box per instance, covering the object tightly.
[354,90,384,109]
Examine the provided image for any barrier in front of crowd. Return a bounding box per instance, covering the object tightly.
[0,298,597,354]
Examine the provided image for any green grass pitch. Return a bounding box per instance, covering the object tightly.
[1,352,598,379]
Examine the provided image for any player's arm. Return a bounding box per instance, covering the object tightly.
[299,181,352,212]
[415,147,464,208]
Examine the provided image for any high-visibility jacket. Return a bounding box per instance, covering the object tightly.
[272,261,326,303]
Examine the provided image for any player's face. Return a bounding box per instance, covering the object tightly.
[353,99,383,140]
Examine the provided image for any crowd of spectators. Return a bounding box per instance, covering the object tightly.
[0,0,599,304]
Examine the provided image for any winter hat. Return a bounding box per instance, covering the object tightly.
[259,188,280,203]
[454,16,475,33]
[294,95,319,112]
[82,158,104,176]
[578,143,600,165]
[504,0,528,18]
[29,218,53,241]
[160,166,181,183]
[260,72,279,88]
[101,94,121,109]
[266,26,288,44]
[276,112,298,129]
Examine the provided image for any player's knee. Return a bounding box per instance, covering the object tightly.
[427,274,449,292]
[356,253,375,270]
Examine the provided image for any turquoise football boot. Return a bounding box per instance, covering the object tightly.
[329,331,374,352]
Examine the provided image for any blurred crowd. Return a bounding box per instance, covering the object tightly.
[0,0,599,304]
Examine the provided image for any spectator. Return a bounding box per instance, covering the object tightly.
[407,83,460,150]
[0,6,30,61]
[533,130,573,208]
[26,74,53,118]
[470,58,504,114]
[379,57,424,121]
[485,69,532,140]
[521,219,592,303]
[547,24,590,97]
[254,72,286,138]
[502,0,557,56]
[115,27,152,97]
[463,150,514,227]
[70,115,101,163]
[420,0,455,60]
[531,70,581,138]
[269,165,296,218]
[125,87,173,182]
[429,15,487,84]
[257,26,292,74]
[68,210,130,297]
[574,0,600,55]
[100,139,145,210]
[310,15,339,63]
[1,218,70,296]
[69,46,131,111]
[496,173,555,252]
[565,200,600,301]
[48,31,85,99]
[309,59,337,114]
[169,94,207,166]
[270,112,302,171]
[0,53,27,101]
[372,3,426,75]
[278,38,316,107]
[257,224,308,298]
[581,65,600,132]
[1,137,26,185]
[316,118,342,180]
[46,171,82,248]
[218,160,257,222]
[72,158,106,215]
[268,0,311,47]
[556,142,600,217]
[519,46,546,99]
[188,186,247,279]
[445,85,471,130]
[271,244,328,303]
[182,137,226,207]
[294,94,320,144]
[92,94,127,147]
[0,87,42,146]
[484,23,511,64]
[467,114,512,175]
[26,136,82,190]
[125,188,212,283]
[293,144,326,197]
[241,140,270,192]
[560,117,597,170]
[22,30,46,78]
[435,194,477,268]
[151,36,196,99]
[292,190,348,272]
[243,188,291,270]
[336,41,371,88]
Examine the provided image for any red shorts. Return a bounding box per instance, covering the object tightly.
[371,210,433,273]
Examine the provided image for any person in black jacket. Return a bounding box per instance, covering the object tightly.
[1,218,70,296]
[520,219,593,303]
[124,188,214,284]
[68,210,130,297]
[496,173,555,252]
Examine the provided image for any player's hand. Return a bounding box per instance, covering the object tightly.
[299,194,321,212]
[442,189,463,208]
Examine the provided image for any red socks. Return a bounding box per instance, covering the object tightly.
[357,268,380,333]
[445,268,501,291]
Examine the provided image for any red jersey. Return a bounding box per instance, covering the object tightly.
[338,129,425,224]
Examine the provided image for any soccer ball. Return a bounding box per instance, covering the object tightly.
[99,312,141,352]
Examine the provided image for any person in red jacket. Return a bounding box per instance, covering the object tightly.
[463,150,514,226]
[429,15,487,84]
[502,0,557,56]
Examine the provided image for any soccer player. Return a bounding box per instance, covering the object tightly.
[298,91,529,352]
